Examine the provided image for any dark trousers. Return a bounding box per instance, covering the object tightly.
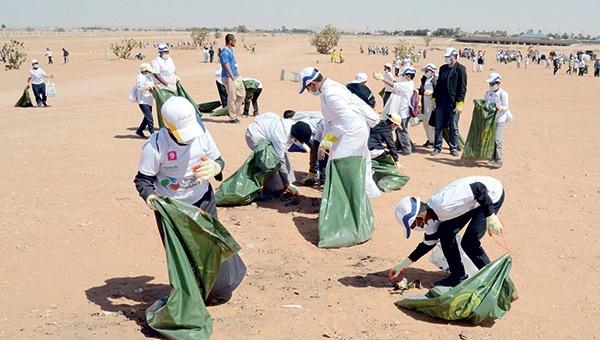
[243,87,262,116]
[152,185,246,302]
[595,68,600,77]
[209,54,214,63]
[32,83,47,106]
[48,56,53,64]
[433,101,459,151]
[216,81,228,108]
[438,190,505,278]
[137,104,155,134]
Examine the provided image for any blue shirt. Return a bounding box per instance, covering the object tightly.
[220,47,238,79]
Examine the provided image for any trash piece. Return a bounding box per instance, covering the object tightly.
[281,304,302,309]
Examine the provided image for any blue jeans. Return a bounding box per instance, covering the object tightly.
[137,104,154,133]
[433,101,459,151]
[32,83,47,106]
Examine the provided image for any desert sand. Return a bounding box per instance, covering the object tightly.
[0,33,598,339]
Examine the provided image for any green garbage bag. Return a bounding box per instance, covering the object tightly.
[318,156,374,248]
[442,128,466,151]
[371,155,410,193]
[378,87,386,99]
[197,100,221,113]
[14,87,34,107]
[150,82,204,127]
[461,99,497,160]
[215,140,281,206]
[243,79,259,102]
[211,106,229,117]
[396,253,519,325]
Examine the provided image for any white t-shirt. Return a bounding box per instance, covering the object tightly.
[384,71,395,92]
[150,55,177,88]
[28,68,47,84]
[392,80,415,119]
[136,73,154,106]
[138,128,221,204]
[246,112,293,163]
[484,88,513,123]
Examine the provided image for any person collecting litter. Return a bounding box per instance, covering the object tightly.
[346,72,376,108]
[368,118,404,171]
[418,63,437,149]
[134,96,245,301]
[244,112,313,196]
[373,66,417,155]
[134,63,156,138]
[26,59,50,107]
[481,72,513,168]
[391,175,505,287]
[150,44,179,92]
[297,66,380,199]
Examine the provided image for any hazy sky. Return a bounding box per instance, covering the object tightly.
[2,0,599,36]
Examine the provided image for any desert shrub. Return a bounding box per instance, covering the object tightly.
[191,28,210,48]
[2,39,27,70]
[110,38,140,59]
[310,25,340,54]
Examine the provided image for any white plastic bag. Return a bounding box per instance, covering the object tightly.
[46,82,56,97]
[128,85,138,103]
[428,234,479,277]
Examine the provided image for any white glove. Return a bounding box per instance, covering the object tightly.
[394,161,404,171]
[193,157,222,180]
[389,258,412,283]
[146,194,158,211]
[486,213,503,236]
[167,84,177,93]
[286,183,300,195]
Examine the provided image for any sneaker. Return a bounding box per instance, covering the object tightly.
[229,118,241,124]
[433,275,468,287]
[135,130,147,139]
[489,161,503,168]
[430,149,441,156]
[422,141,434,149]
[242,114,249,118]
[450,150,459,157]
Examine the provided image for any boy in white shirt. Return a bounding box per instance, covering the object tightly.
[26,59,50,107]
[483,73,512,168]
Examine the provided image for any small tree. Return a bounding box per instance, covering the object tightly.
[214,30,221,40]
[310,24,341,54]
[2,39,27,70]
[393,39,413,59]
[191,28,210,47]
[110,38,140,59]
[423,36,433,47]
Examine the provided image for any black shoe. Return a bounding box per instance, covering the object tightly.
[135,130,147,139]
[42,102,48,107]
[433,275,468,287]
[229,118,241,124]
[430,149,441,156]
[450,150,459,157]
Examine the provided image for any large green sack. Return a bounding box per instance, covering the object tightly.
[243,79,259,102]
[371,155,410,193]
[461,99,498,160]
[14,87,34,107]
[318,156,374,248]
[197,100,221,113]
[215,140,281,206]
[396,253,518,325]
[211,106,229,117]
[150,82,205,127]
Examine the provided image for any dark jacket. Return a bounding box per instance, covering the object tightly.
[432,62,467,104]
[368,121,399,162]
[346,82,376,108]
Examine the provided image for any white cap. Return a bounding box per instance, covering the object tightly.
[31,59,39,64]
[485,72,502,83]
[161,97,203,143]
[158,44,169,52]
[443,47,458,57]
[384,63,393,69]
[400,66,416,75]
[420,63,437,72]
[353,72,368,83]
[395,197,421,239]
[298,67,320,94]
[139,63,154,73]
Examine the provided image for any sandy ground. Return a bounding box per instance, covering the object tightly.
[0,33,599,339]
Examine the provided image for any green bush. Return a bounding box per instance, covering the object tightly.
[2,39,27,70]
[110,38,140,59]
[310,25,341,54]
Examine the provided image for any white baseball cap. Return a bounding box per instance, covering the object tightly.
[298,67,320,94]
[161,97,203,143]
[400,66,416,75]
[395,196,421,239]
[158,44,169,52]
[485,72,502,83]
[352,72,368,83]
[443,47,458,57]
[31,59,39,64]
[384,63,393,69]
